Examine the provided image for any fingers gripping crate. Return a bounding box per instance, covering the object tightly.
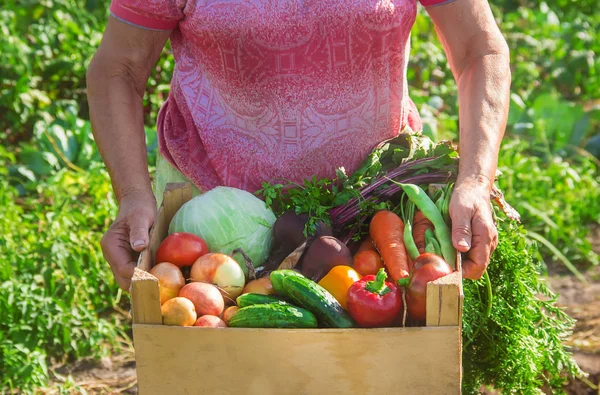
[131,183,464,395]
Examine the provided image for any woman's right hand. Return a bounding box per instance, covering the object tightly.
[101,189,157,291]
[88,16,170,291]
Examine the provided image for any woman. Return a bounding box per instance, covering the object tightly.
[87,0,510,291]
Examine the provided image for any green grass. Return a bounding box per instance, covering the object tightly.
[0,147,129,390]
[497,138,600,271]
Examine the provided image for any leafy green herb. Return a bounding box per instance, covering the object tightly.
[257,175,357,236]
[256,182,286,214]
[257,134,460,239]
[462,213,583,394]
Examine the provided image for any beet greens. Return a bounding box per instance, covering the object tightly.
[257,133,460,241]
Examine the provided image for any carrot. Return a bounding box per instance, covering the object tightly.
[412,211,433,254]
[369,210,410,281]
[357,236,377,253]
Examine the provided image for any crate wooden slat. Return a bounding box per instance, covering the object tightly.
[132,183,463,395]
[137,182,193,273]
[133,325,461,395]
[426,271,463,327]
[131,268,161,325]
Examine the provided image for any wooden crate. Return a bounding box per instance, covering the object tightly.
[132,183,463,395]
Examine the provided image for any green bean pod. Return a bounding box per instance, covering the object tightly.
[395,183,456,268]
[424,228,442,255]
[431,237,442,256]
[404,219,420,260]
[435,191,445,214]
[441,184,453,224]
[425,240,436,254]
[425,228,435,239]
[398,200,420,261]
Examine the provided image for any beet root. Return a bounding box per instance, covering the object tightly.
[273,211,332,247]
[300,236,353,282]
[261,211,333,272]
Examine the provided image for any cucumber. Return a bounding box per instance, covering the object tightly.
[270,270,305,296]
[282,275,355,328]
[236,293,290,308]
[228,303,318,328]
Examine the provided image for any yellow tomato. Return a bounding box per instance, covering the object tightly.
[318,266,361,310]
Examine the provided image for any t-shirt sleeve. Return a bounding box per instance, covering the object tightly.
[419,0,457,7]
[110,0,185,31]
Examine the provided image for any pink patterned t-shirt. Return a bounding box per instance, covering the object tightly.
[110,0,450,193]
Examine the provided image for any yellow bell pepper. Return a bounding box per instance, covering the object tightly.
[318,266,361,310]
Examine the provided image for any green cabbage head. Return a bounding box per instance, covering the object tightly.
[168,186,276,274]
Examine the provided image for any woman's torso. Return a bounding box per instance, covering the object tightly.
[114,0,423,192]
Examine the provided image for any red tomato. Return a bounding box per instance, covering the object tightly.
[406,254,453,322]
[411,252,447,272]
[353,250,385,276]
[156,233,209,268]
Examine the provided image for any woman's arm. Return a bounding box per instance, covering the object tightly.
[426,0,511,279]
[87,16,170,203]
[87,16,171,290]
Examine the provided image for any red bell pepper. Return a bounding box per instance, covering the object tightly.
[346,268,403,327]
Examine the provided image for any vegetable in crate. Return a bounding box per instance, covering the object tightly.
[402,254,453,322]
[412,211,433,255]
[317,266,361,310]
[424,228,442,255]
[397,198,420,262]
[323,135,463,241]
[228,303,318,328]
[194,315,228,328]
[262,211,333,271]
[242,277,274,295]
[352,249,384,276]
[190,253,246,301]
[299,236,353,282]
[236,293,290,308]
[347,268,402,328]
[155,232,209,268]
[179,282,225,317]
[356,236,376,253]
[369,210,410,281]
[395,183,456,268]
[161,297,197,326]
[222,306,239,324]
[149,262,186,305]
[281,275,355,328]
[270,269,305,296]
[168,186,277,274]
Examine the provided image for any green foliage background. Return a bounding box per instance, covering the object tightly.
[1,0,598,392]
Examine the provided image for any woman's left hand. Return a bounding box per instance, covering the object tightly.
[449,176,498,280]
